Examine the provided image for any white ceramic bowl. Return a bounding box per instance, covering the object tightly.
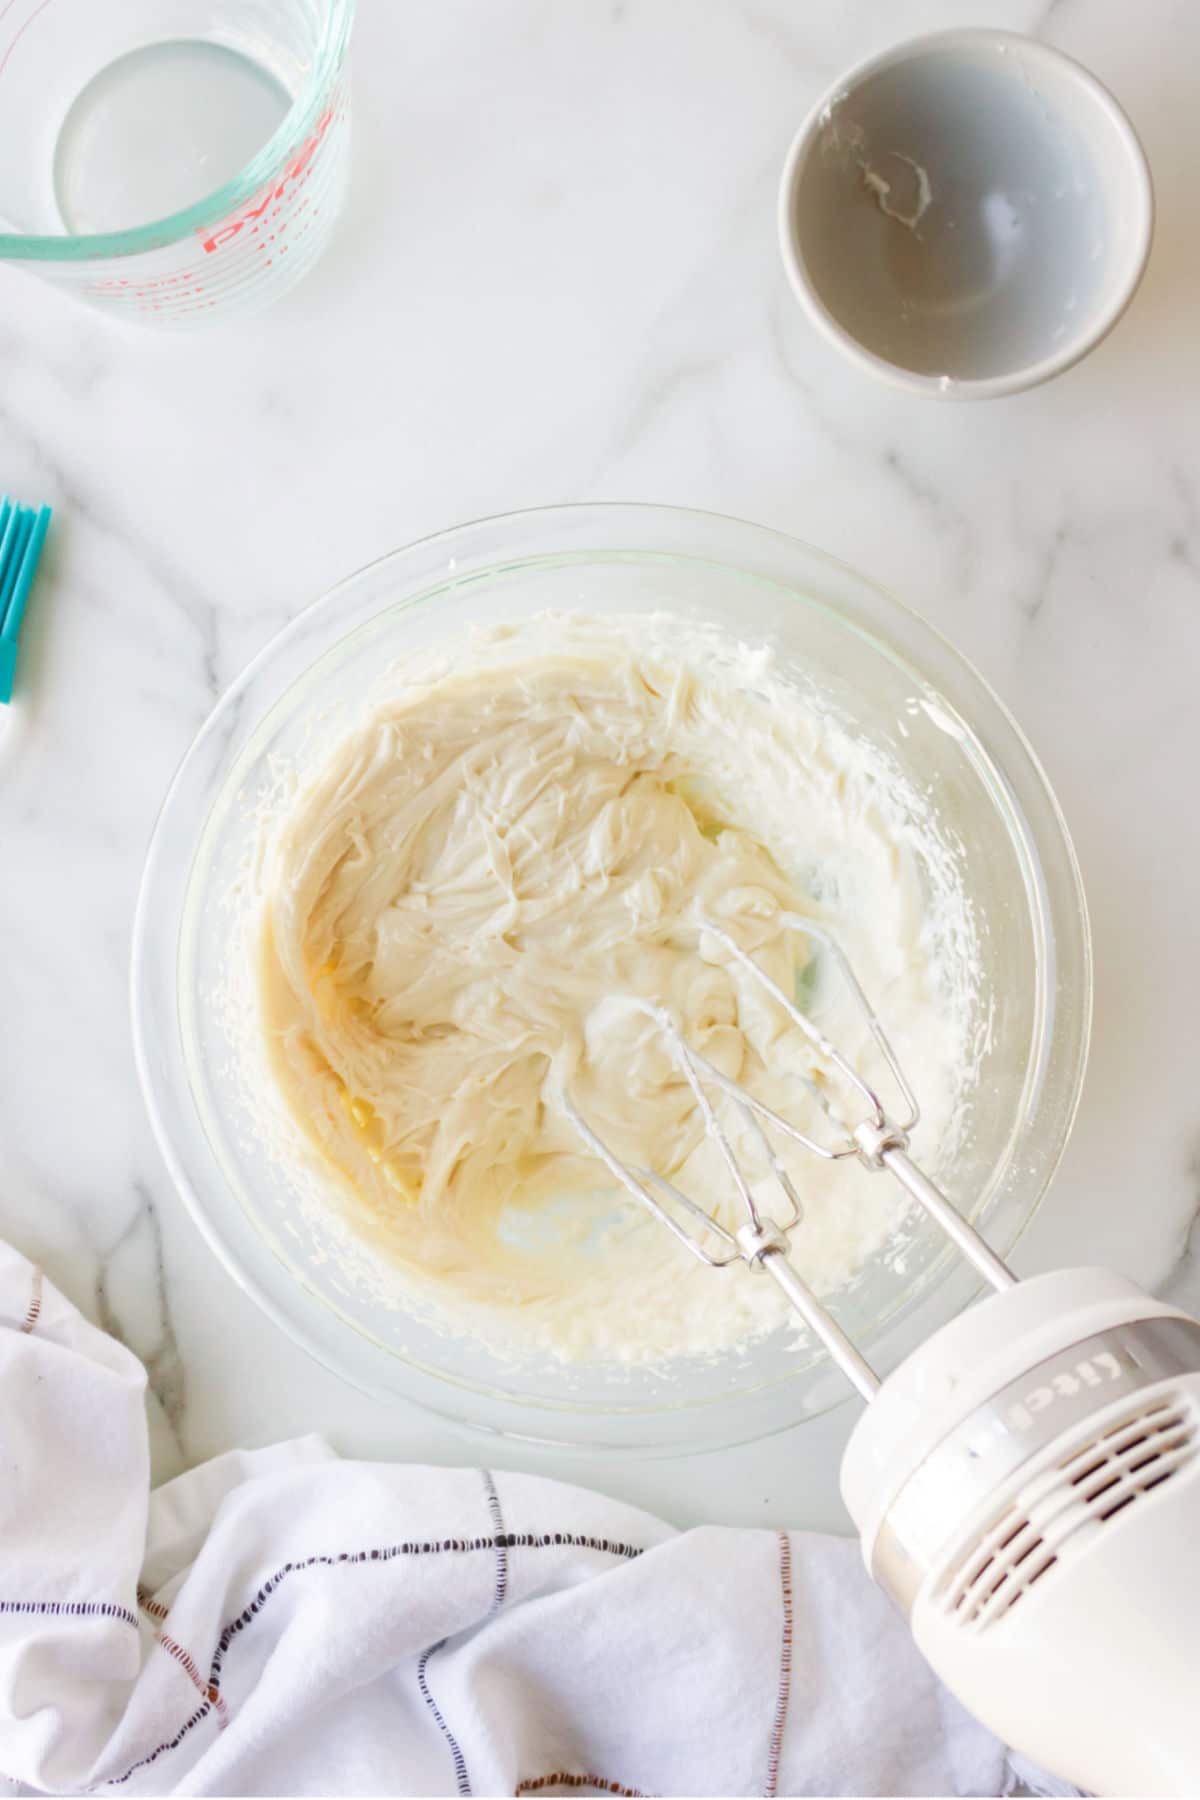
[132,505,1091,1452]
[778,30,1153,398]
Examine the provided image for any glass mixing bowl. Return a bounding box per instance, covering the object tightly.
[132,504,1091,1451]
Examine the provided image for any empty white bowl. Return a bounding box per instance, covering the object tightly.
[778,30,1153,398]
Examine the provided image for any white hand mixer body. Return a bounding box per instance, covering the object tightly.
[563,917,1200,1798]
[845,1266,1200,1798]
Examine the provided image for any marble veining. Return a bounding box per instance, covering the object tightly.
[94,1183,188,1483]
[1,0,1198,1532]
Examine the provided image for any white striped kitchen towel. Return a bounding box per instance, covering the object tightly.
[0,1241,1017,1797]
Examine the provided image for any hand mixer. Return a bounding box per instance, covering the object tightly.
[563,916,1200,1799]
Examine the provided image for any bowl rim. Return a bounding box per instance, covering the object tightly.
[776,26,1155,400]
[131,501,1093,1452]
[0,0,354,261]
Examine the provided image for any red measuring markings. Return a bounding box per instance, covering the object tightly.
[92,269,199,294]
[199,103,337,254]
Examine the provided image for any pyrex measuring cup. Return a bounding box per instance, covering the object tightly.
[0,0,353,325]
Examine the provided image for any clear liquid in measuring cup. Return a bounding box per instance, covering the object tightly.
[54,40,291,236]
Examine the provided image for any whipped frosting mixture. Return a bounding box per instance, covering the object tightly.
[255,614,976,1362]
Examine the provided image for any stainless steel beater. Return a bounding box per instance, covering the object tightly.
[561,913,1200,1798]
[560,912,1016,1401]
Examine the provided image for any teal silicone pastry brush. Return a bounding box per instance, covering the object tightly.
[0,496,52,703]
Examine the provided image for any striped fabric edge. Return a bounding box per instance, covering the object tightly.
[413,1468,513,1796]
[0,1598,137,1630]
[160,1633,229,1729]
[764,1532,794,1799]
[417,1635,472,1796]
[103,1527,649,1787]
[516,1773,650,1797]
[20,1267,43,1334]
[481,1470,509,1612]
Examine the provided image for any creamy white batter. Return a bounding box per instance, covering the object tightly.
[254,613,977,1363]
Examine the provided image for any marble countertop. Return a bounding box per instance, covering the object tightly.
[2,0,1198,1535]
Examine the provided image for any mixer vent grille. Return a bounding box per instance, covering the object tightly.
[940,1393,1199,1632]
